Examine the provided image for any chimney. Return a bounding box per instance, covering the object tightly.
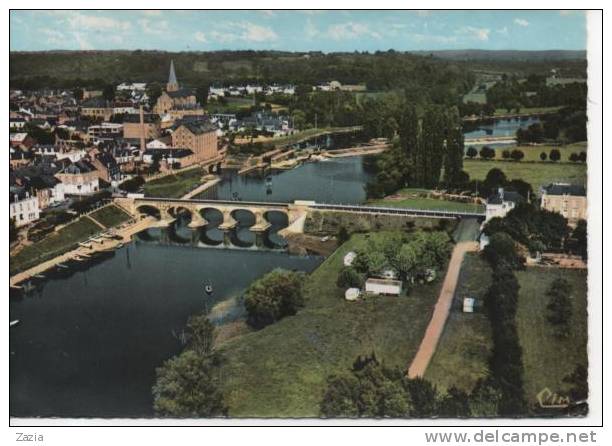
[139,105,145,161]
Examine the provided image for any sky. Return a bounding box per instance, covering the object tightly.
[9,10,587,52]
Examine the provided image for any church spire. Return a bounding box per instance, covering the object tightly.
[167,60,179,92]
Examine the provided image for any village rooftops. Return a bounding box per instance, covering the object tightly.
[179,121,217,135]
[541,183,586,197]
[122,113,160,123]
[166,88,196,98]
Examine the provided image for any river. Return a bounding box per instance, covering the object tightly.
[9,155,376,418]
[463,116,541,145]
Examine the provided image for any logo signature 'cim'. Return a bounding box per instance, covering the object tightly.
[536,387,570,408]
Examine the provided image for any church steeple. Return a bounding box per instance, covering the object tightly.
[166,60,179,92]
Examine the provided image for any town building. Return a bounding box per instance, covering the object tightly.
[171,121,218,163]
[122,113,161,140]
[55,160,100,195]
[485,188,523,222]
[9,190,40,227]
[153,61,204,120]
[80,98,113,121]
[540,183,587,225]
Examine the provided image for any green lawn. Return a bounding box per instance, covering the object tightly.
[515,268,588,407]
[369,188,485,214]
[144,168,205,198]
[10,218,101,275]
[426,253,493,393]
[88,204,131,228]
[218,231,446,417]
[464,159,587,191]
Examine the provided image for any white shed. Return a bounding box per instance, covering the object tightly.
[345,288,360,301]
[365,278,402,296]
[343,251,357,266]
[463,297,475,313]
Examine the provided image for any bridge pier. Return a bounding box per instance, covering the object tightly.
[218,210,238,231]
[187,211,208,229]
[250,210,271,232]
[222,229,232,247]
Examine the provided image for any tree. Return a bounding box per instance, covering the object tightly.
[146,82,163,107]
[337,267,365,289]
[243,269,306,329]
[196,84,210,106]
[481,168,507,197]
[9,218,18,243]
[102,84,115,102]
[152,350,227,417]
[502,150,511,159]
[510,149,524,161]
[438,386,470,417]
[578,151,587,162]
[185,313,216,356]
[549,149,561,162]
[119,176,145,193]
[482,231,524,270]
[443,107,465,186]
[404,377,439,418]
[466,147,478,159]
[567,219,587,258]
[337,225,350,245]
[546,278,573,331]
[540,152,547,161]
[320,354,414,418]
[479,146,495,160]
[150,152,162,173]
[569,152,579,162]
[469,379,502,417]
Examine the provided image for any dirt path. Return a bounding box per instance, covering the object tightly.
[407,241,479,378]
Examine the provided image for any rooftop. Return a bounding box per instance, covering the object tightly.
[542,183,586,197]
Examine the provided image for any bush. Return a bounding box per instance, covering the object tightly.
[546,278,573,332]
[510,149,524,161]
[466,147,478,159]
[549,149,561,162]
[540,152,547,161]
[482,231,524,270]
[243,269,306,329]
[501,150,511,159]
[479,146,495,160]
[336,267,365,289]
[119,176,145,193]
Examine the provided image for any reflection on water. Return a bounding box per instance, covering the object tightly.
[10,242,323,418]
[464,116,541,140]
[197,156,375,204]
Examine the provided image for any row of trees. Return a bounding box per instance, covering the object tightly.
[481,233,527,415]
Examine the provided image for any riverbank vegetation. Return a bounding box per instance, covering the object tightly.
[216,231,447,416]
[10,217,101,275]
[465,142,587,163]
[88,204,131,228]
[368,188,484,214]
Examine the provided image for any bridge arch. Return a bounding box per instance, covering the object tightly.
[136,204,161,220]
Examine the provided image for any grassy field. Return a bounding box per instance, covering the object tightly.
[143,168,205,198]
[466,142,587,163]
[88,205,131,228]
[464,159,587,191]
[369,188,485,214]
[426,253,493,393]
[218,231,446,417]
[10,218,101,275]
[515,268,588,407]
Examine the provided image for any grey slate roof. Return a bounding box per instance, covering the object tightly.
[542,183,586,197]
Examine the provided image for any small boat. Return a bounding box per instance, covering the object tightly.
[204,283,213,295]
[33,274,45,279]
[57,263,69,269]
[10,320,20,327]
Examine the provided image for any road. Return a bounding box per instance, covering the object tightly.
[407,240,479,378]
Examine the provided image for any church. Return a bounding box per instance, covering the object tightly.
[153,60,205,120]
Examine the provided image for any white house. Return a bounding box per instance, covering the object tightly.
[9,191,40,227]
[485,188,523,222]
[365,278,402,296]
[463,297,475,313]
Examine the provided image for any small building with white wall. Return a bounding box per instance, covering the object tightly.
[485,188,523,222]
[365,278,402,296]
